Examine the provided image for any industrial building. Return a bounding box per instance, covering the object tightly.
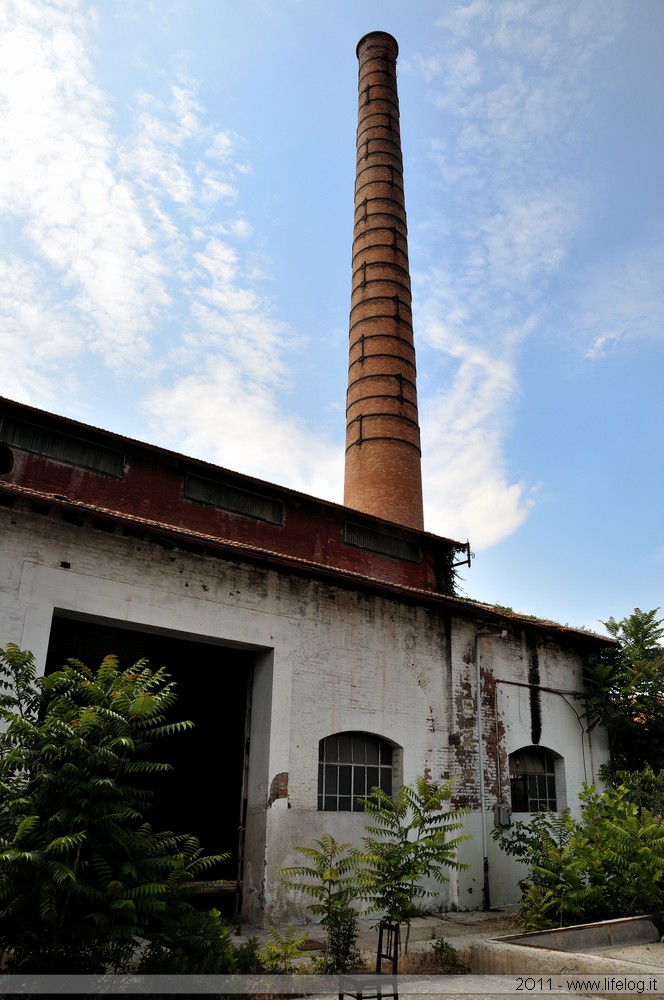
[0,32,611,924]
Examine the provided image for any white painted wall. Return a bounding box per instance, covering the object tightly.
[0,503,610,924]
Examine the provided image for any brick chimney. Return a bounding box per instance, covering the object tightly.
[343,31,424,531]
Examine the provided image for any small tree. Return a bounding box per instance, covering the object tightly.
[609,764,664,816]
[357,777,470,952]
[584,608,664,772]
[0,643,228,973]
[578,784,664,918]
[279,834,363,973]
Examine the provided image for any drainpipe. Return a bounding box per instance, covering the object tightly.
[475,629,507,911]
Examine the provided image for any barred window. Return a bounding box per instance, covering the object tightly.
[318,732,394,811]
[509,746,558,812]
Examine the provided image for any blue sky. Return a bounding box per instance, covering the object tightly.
[1,0,662,634]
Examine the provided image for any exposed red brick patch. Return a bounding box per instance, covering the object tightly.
[267,771,289,807]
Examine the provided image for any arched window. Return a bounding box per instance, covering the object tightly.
[318,732,394,811]
[509,746,558,812]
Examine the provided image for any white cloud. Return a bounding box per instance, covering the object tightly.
[142,362,343,502]
[0,0,165,375]
[418,302,535,548]
[584,331,621,360]
[479,188,578,285]
[0,0,297,427]
[0,254,86,405]
[580,241,664,359]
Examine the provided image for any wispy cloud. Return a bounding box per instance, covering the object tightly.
[580,240,664,359]
[0,0,166,372]
[123,77,342,488]
[143,363,343,502]
[0,0,342,493]
[409,0,625,547]
[0,255,77,406]
[417,272,539,546]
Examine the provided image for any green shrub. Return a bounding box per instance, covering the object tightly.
[605,764,664,816]
[137,907,237,973]
[258,925,308,974]
[493,784,664,929]
[313,905,363,974]
[398,934,468,974]
[430,936,466,972]
[0,643,227,972]
[234,934,261,973]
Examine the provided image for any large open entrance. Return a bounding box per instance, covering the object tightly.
[45,612,256,915]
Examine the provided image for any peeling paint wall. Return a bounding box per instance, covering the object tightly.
[0,500,609,923]
[449,620,608,908]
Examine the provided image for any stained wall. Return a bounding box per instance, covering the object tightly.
[0,494,609,923]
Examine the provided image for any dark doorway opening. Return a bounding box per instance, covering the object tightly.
[45,613,253,914]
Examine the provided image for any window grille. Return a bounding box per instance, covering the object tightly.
[0,416,124,478]
[509,746,558,812]
[344,522,420,563]
[184,474,283,525]
[318,732,393,811]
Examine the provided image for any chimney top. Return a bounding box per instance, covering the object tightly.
[356,31,399,59]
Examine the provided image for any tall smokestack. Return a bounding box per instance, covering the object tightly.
[343,31,424,531]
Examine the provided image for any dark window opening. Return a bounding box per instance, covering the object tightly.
[509,746,558,812]
[318,732,394,811]
[0,444,14,475]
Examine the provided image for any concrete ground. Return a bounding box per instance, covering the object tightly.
[234,907,515,966]
[592,942,664,966]
[472,913,664,976]
[232,909,514,999]
[233,909,664,998]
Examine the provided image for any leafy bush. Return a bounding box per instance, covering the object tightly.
[493,784,664,929]
[234,934,261,973]
[396,934,468,975]
[605,764,664,816]
[280,833,363,972]
[493,809,598,930]
[0,643,228,972]
[280,778,469,958]
[258,925,308,973]
[315,905,364,974]
[578,784,664,917]
[430,935,466,971]
[137,906,238,973]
